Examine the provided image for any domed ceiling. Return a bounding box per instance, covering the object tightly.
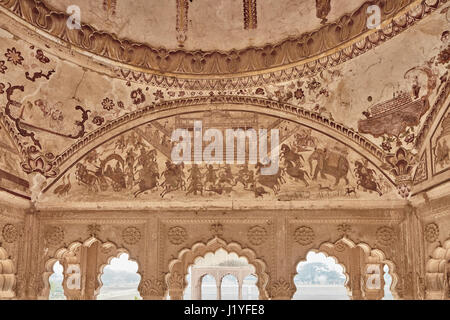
[0,0,448,205]
[0,0,427,76]
[43,0,368,51]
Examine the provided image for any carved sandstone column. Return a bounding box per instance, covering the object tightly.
[168,271,185,300]
[18,208,40,300]
[349,247,364,300]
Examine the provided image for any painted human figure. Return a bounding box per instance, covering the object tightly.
[187,164,203,195]
[205,165,219,186]
[234,164,251,188]
[412,76,421,99]
[218,164,233,185]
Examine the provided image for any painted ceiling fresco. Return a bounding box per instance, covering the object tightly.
[42,112,396,202]
[0,0,448,203]
[432,106,450,176]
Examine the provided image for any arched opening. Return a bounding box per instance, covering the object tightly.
[43,238,141,300]
[48,261,66,300]
[201,274,217,300]
[221,274,239,300]
[97,253,142,300]
[293,251,349,300]
[167,238,269,300]
[182,247,259,300]
[242,274,259,300]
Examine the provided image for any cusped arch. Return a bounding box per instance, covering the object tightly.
[294,247,352,297]
[43,96,392,192]
[41,237,141,299]
[96,247,142,298]
[293,237,399,300]
[321,237,399,300]
[0,247,16,299]
[166,237,269,300]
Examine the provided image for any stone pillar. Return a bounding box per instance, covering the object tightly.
[216,276,222,300]
[168,271,185,300]
[398,205,424,300]
[81,242,100,300]
[18,209,40,300]
[190,269,201,300]
[349,247,364,300]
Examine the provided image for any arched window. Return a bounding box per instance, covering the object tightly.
[293,251,349,300]
[183,248,258,300]
[242,274,259,300]
[201,274,217,300]
[49,261,66,300]
[97,253,141,300]
[221,274,239,300]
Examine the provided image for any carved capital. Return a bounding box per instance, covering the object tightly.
[268,278,295,300]
[138,277,167,300]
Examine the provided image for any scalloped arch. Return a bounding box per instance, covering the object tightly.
[294,248,352,296]
[292,237,399,299]
[40,237,141,299]
[166,237,269,300]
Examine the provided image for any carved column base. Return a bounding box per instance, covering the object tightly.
[142,295,165,300]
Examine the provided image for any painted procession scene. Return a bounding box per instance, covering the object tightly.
[45,111,395,202]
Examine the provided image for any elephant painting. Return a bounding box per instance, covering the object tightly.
[308,149,350,186]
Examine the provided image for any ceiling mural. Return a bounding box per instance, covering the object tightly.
[41,112,396,203]
[0,0,448,202]
[431,107,450,176]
